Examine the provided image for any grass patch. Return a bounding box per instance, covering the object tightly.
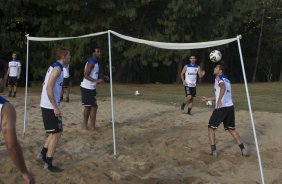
[26,82,282,113]
[70,82,282,113]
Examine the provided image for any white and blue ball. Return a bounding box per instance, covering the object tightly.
[209,50,222,62]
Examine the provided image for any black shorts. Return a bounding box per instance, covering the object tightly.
[63,77,70,87]
[208,106,235,130]
[8,77,18,86]
[80,87,97,107]
[41,107,63,133]
[184,86,196,97]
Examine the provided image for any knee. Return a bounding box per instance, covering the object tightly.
[226,128,236,132]
[208,125,217,130]
[53,132,62,139]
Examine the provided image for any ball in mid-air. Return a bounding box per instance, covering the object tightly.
[209,50,222,62]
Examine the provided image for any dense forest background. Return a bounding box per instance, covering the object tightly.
[0,0,282,85]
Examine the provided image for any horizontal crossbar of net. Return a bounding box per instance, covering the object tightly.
[27,30,240,49]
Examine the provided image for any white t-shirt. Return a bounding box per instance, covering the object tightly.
[185,64,199,87]
[63,65,70,78]
[214,74,234,108]
[8,60,21,77]
[80,58,99,90]
[40,62,64,109]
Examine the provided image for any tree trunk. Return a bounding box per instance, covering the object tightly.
[198,50,205,83]
[176,56,183,83]
[252,9,265,82]
[114,60,128,82]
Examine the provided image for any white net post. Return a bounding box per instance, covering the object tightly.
[236,35,265,184]
[23,35,29,137]
[108,31,117,159]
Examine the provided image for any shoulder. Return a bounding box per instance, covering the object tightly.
[1,101,16,120]
[216,74,228,84]
[187,64,199,68]
[215,75,223,82]
[51,62,63,71]
[0,96,8,104]
[88,57,98,64]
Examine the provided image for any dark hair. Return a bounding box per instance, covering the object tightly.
[11,51,17,55]
[91,46,100,54]
[189,55,197,59]
[55,47,70,60]
[216,62,225,72]
[0,59,8,78]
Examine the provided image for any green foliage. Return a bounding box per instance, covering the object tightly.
[0,0,281,83]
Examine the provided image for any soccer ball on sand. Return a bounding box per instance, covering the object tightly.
[209,50,222,62]
[206,100,212,106]
[134,90,140,96]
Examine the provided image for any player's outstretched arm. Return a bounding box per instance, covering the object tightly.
[1,102,35,184]
[200,96,216,102]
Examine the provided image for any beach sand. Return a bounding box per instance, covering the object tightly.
[0,90,282,184]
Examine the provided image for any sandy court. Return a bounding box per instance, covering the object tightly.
[0,90,282,184]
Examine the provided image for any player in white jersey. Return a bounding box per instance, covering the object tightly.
[0,59,35,183]
[7,52,21,97]
[38,48,71,173]
[200,63,248,157]
[80,46,108,131]
[60,64,70,102]
[180,55,205,115]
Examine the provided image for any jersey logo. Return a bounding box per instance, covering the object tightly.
[187,72,197,75]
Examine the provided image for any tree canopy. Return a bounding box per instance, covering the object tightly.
[0,0,281,84]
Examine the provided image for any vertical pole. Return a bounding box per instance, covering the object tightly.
[23,36,29,137]
[237,35,265,184]
[108,31,117,158]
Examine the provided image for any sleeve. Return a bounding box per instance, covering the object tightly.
[90,58,98,64]
[17,61,21,66]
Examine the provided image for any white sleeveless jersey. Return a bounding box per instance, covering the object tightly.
[80,57,99,90]
[185,64,199,87]
[8,60,21,77]
[0,96,8,132]
[214,74,234,108]
[40,62,64,109]
[63,64,70,78]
